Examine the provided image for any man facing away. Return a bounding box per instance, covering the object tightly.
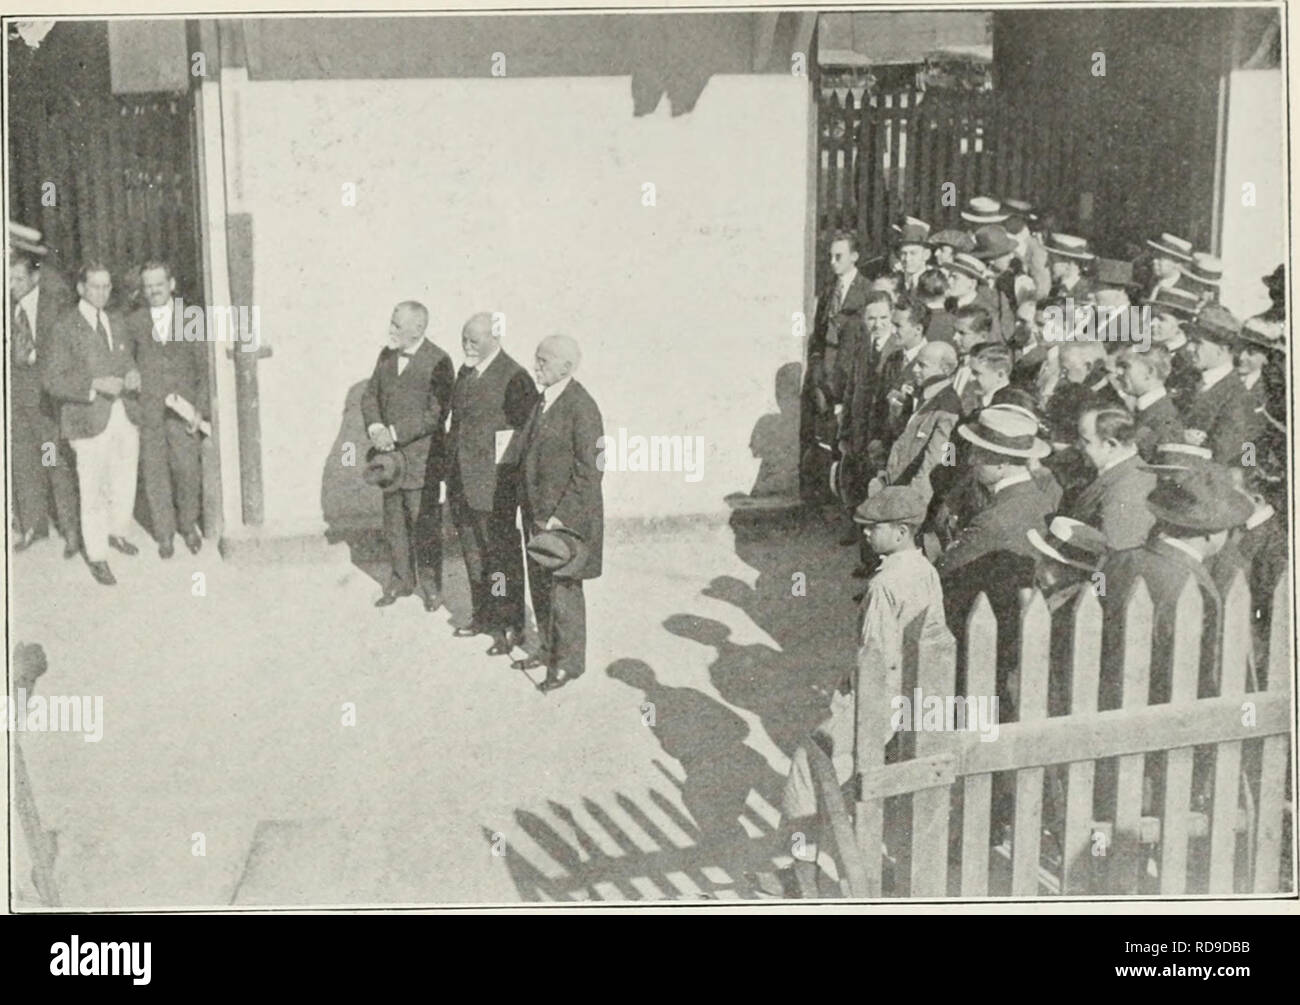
[446,313,538,653]
[44,263,142,585]
[361,300,456,610]
[517,334,605,694]
[127,261,209,558]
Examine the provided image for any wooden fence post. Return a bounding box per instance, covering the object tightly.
[1254,568,1291,892]
[1012,589,1051,896]
[1160,578,1205,893]
[909,622,958,897]
[1111,578,1153,893]
[960,593,997,896]
[1062,587,1102,894]
[1208,571,1251,892]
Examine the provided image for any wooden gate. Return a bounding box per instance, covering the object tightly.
[809,568,1293,898]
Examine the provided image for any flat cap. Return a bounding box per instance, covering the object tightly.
[854,485,928,525]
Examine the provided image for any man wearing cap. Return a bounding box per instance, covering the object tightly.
[447,312,539,652]
[361,300,456,610]
[892,222,932,295]
[517,334,604,694]
[8,234,80,556]
[754,485,951,898]
[1181,305,1258,469]
[44,263,142,586]
[928,229,974,268]
[1115,344,1184,461]
[1071,406,1157,550]
[1143,233,1195,302]
[1145,286,1202,410]
[972,225,1019,340]
[126,261,210,560]
[1180,252,1222,306]
[1045,234,1096,302]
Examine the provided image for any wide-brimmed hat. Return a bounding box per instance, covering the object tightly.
[946,252,989,282]
[1138,442,1215,475]
[956,404,1051,459]
[7,220,47,257]
[1027,516,1108,572]
[1236,315,1287,354]
[526,526,589,577]
[1187,303,1240,344]
[1180,253,1222,287]
[891,215,930,235]
[1001,197,1037,222]
[1146,233,1194,262]
[1145,464,1253,532]
[928,229,975,253]
[1143,285,1202,320]
[894,223,932,248]
[1045,233,1095,261]
[960,196,1008,224]
[972,225,1018,260]
[363,447,407,493]
[853,485,928,526]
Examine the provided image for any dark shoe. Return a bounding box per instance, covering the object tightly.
[486,634,514,656]
[511,655,546,671]
[838,532,859,547]
[88,561,116,586]
[851,564,870,579]
[374,587,413,608]
[852,590,865,603]
[63,539,80,560]
[108,536,139,557]
[421,591,442,613]
[159,538,175,559]
[183,530,202,555]
[453,623,485,638]
[538,668,573,693]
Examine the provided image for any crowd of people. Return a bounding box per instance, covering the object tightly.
[760,196,1289,897]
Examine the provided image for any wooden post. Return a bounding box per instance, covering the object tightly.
[910,622,958,898]
[1208,571,1250,892]
[960,594,997,896]
[1011,590,1050,895]
[1111,578,1153,893]
[1160,579,1205,893]
[1062,588,1101,895]
[1253,569,1290,892]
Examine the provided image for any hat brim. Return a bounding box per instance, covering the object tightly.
[1046,246,1095,261]
[1026,528,1098,572]
[960,211,1008,224]
[1147,492,1252,533]
[1235,330,1287,353]
[957,423,1052,459]
[973,243,1018,260]
[946,264,986,281]
[8,238,47,256]
[1179,264,1221,286]
[1145,240,1193,262]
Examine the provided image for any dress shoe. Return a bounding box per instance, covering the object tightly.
[88,561,116,586]
[452,624,485,638]
[511,655,547,671]
[108,536,139,557]
[63,540,80,560]
[486,634,514,656]
[421,591,442,613]
[374,587,413,608]
[838,532,859,547]
[159,538,175,559]
[537,668,573,693]
[183,530,202,555]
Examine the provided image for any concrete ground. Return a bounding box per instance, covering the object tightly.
[6,506,862,908]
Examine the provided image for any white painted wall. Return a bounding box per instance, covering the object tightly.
[1218,69,1285,321]
[229,74,809,531]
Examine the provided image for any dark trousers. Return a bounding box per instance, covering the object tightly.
[451,494,525,633]
[9,397,80,544]
[382,481,443,595]
[525,550,588,677]
[140,417,202,542]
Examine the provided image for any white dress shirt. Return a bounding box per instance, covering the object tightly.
[1240,369,1262,391]
[473,345,500,376]
[16,284,40,364]
[1157,534,1204,564]
[1135,386,1167,411]
[78,299,113,349]
[991,468,1033,495]
[1200,362,1234,391]
[541,375,572,413]
[150,304,172,342]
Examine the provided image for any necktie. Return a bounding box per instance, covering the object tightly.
[96,311,112,352]
[12,303,35,367]
[831,282,845,315]
[397,352,414,376]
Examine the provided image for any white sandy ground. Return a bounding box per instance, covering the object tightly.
[6,510,861,908]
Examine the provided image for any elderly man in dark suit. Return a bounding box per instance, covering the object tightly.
[361,300,456,610]
[1181,305,1259,470]
[127,261,209,559]
[447,312,538,652]
[870,340,962,505]
[516,335,604,693]
[8,237,80,556]
[44,263,142,585]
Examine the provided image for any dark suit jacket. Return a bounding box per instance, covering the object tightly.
[12,270,74,414]
[520,379,605,580]
[44,303,142,439]
[447,349,538,513]
[126,306,211,428]
[883,382,962,503]
[1069,452,1156,550]
[810,272,872,401]
[360,339,455,490]
[1166,343,1200,411]
[1181,371,1259,467]
[1133,392,1184,461]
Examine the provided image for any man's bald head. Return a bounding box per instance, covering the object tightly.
[920,340,957,376]
[534,334,582,388]
[461,311,500,365]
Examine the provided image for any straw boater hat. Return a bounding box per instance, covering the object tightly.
[1143,285,1202,320]
[1044,233,1095,261]
[960,196,1008,225]
[956,404,1051,460]
[945,252,989,282]
[928,229,975,254]
[7,220,47,257]
[1027,516,1108,573]
[1180,252,1222,287]
[971,224,1018,260]
[1139,442,1215,475]
[1146,233,1194,262]
[1145,464,1253,532]
[1236,315,1286,354]
[1000,197,1038,223]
